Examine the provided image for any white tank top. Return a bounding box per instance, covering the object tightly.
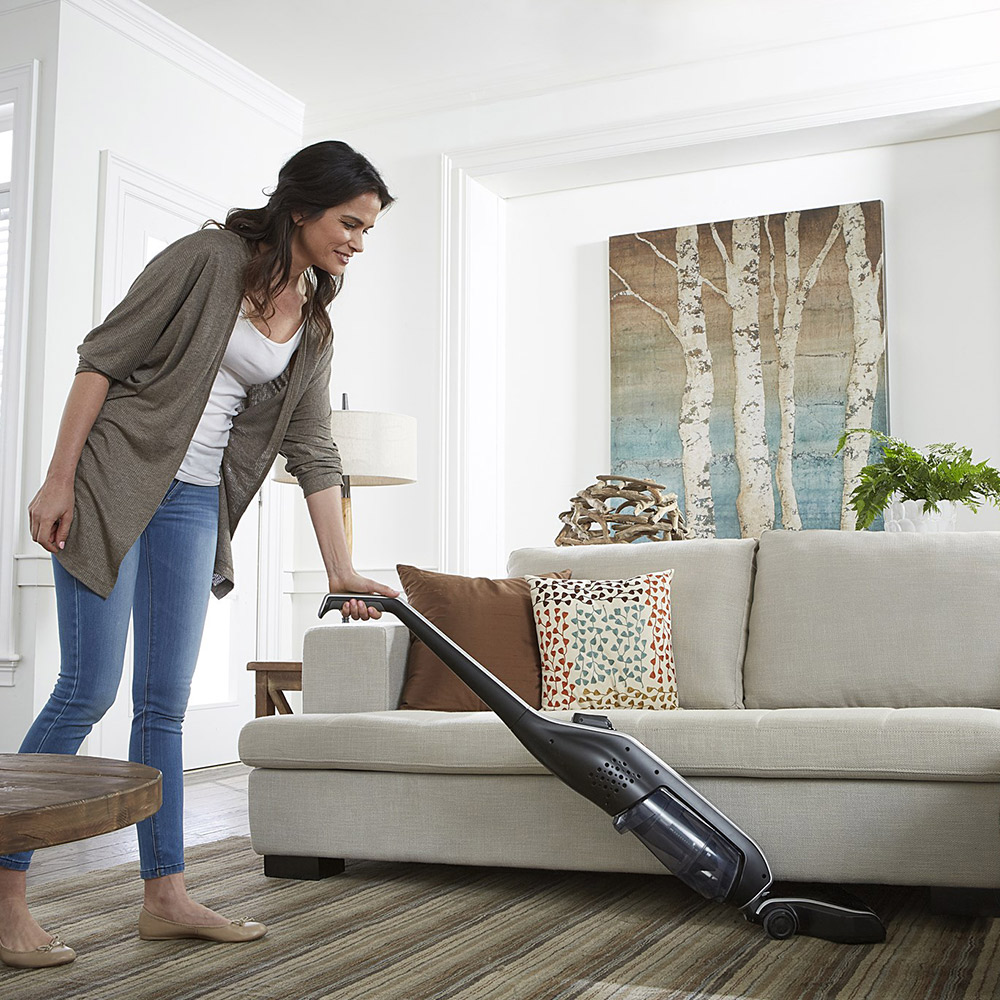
[175,311,304,486]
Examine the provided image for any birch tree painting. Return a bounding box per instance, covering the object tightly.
[707,218,774,537]
[609,201,888,538]
[610,226,716,537]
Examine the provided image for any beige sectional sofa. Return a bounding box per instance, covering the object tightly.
[239,530,1000,899]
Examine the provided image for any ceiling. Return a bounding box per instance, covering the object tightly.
[136,0,892,130]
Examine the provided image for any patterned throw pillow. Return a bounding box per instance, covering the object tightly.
[527,572,677,711]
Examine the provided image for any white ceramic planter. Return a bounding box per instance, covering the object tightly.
[883,498,958,533]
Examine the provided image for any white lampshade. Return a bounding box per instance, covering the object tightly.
[273,410,417,486]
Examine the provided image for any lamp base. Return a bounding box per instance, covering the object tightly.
[342,495,353,556]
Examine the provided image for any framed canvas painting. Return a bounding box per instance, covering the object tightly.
[609,201,887,538]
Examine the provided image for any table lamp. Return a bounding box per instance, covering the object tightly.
[273,394,417,554]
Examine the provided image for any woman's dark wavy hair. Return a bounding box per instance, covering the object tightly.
[212,141,393,344]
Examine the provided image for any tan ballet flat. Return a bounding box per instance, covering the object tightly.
[138,907,267,942]
[0,934,77,969]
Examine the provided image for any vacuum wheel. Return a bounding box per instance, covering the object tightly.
[762,905,799,940]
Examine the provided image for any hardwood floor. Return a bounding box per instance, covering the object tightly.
[25,763,251,889]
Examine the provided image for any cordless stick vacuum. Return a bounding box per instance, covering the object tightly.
[319,594,885,944]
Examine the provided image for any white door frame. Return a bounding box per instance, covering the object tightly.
[0,61,38,686]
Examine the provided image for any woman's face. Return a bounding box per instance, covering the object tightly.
[291,191,383,277]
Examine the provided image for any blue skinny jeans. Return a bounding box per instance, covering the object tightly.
[0,479,219,879]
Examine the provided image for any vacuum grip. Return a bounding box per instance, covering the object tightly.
[318,593,401,618]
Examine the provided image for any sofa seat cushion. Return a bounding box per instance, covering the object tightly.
[239,706,1000,782]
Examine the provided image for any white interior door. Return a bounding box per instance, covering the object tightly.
[88,152,256,768]
[182,499,259,769]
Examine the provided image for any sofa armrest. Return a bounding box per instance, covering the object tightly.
[302,621,410,714]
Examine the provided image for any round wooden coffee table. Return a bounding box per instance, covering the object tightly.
[0,754,162,854]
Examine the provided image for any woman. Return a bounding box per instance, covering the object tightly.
[0,141,398,968]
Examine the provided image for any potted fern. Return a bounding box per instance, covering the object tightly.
[835,429,1000,531]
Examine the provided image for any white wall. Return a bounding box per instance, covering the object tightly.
[0,0,59,750]
[322,0,1000,580]
[504,130,1000,549]
[0,0,303,749]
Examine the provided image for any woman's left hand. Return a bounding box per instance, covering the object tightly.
[329,572,401,621]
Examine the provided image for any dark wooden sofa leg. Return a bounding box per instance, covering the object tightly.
[264,855,346,880]
[929,886,1000,917]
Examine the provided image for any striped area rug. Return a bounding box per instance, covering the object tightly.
[10,836,1000,1000]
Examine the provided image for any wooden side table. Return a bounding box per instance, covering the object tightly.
[0,754,161,854]
[247,661,303,717]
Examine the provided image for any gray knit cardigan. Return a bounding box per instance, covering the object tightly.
[58,228,343,599]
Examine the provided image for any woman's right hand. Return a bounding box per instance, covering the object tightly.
[29,478,75,553]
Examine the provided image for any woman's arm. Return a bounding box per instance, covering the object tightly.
[29,371,111,552]
[304,485,400,620]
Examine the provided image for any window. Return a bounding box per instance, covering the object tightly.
[0,121,10,424]
[0,65,36,682]
[0,188,9,416]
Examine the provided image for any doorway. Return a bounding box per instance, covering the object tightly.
[87,153,258,768]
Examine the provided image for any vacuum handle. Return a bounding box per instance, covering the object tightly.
[319,593,399,618]
[318,593,532,728]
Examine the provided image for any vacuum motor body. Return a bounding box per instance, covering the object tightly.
[507,707,772,910]
[612,786,744,903]
[319,594,885,944]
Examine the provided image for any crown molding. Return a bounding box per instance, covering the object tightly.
[0,1,51,13]
[307,7,1000,136]
[0,0,304,132]
[68,0,303,131]
[440,60,1000,201]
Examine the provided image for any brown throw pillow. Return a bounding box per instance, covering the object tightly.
[396,565,571,711]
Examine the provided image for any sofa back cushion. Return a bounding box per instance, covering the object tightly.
[743,530,1000,709]
[508,539,757,709]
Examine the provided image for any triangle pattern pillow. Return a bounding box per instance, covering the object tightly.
[527,572,677,711]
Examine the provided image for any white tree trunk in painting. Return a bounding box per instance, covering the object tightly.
[712,217,774,537]
[838,203,886,529]
[765,211,844,530]
[671,226,716,538]
[610,236,716,538]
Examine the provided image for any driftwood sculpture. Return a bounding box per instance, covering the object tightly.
[556,475,687,545]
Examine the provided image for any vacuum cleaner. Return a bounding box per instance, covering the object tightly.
[319,593,885,944]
